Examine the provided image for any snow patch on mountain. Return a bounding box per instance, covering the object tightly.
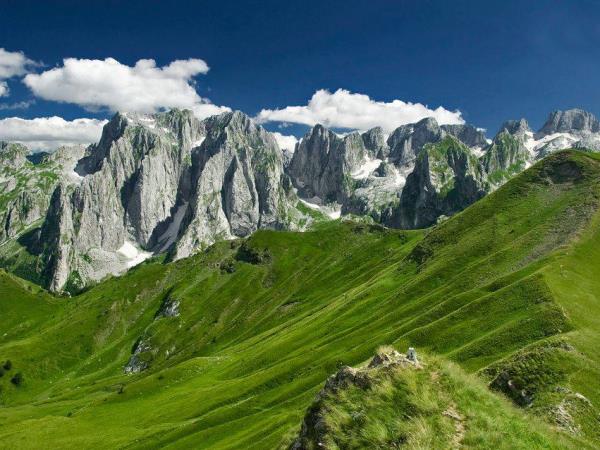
[351,157,383,179]
[300,197,342,219]
[523,131,578,155]
[118,241,153,268]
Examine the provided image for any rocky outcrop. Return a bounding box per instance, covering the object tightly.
[386,137,486,229]
[386,119,487,166]
[37,111,201,291]
[124,338,153,374]
[39,183,77,291]
[498,118,531,136]
[361,126,389,159]
[290,347,419,450]
[0,141,29,170]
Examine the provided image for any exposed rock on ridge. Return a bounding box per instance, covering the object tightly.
[290,347,419,450]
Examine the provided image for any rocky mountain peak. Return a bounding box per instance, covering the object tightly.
[306,123,333,140]
[539,109,600,135]
[386,136,486,229]
[441,124,488,148]
[416,116,441,130]
[361,126,388,158]
[207,110,249,129]
[287,124,368,203]
[499,118,531,136]
[387,117,443,165]
[204,111,275,149]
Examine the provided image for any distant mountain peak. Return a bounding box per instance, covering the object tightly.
[498,118,531,136]
[539,109,600,135]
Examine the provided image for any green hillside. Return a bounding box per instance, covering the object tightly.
[1,150,600,448]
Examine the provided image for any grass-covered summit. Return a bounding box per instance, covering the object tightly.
[290,347,580,449]
[1,150,600,448]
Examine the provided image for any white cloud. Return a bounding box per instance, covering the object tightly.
[0,48,38,79]
[189,103,231,120]
[0,116,107,151]
[24,57,229,119]
[256,89,464,133]
[0,81,7,97]
[271,132,298,152]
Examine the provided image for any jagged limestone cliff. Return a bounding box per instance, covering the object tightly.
[37,109,301,291]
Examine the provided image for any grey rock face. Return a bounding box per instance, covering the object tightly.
[441,124,488,148]
[1,190,47,242]
[361,126,389,159]
[342,161,409,222]
[39,110,204,291]
[539,109,600,135]
[498,118,531,136]
[281,148,294,170]
[0,142,68,243]
[37,109,299,291]
[39,183,76,292]
[124,339,152,374]
[157,297,180,318]
[287,119,493,226]
[387,117,444,166]
[386,137,486,229]
[174,111,296,259]
[481,130,530,188]
[288,125,367,203]
[0,141,29,170]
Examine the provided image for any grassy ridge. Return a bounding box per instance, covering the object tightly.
[0,151,599,448]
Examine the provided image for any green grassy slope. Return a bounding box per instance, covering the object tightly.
[0,150,599,448]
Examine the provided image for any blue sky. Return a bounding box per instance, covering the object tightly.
[1,0,599,149]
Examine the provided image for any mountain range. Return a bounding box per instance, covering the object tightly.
[2,107,600,293]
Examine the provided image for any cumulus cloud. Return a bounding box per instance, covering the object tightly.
[256,89,464,132]
[0,116,107,151]
[271,132,298,152]
[0,81,7,97]
[189,103,232,120]
[0,48,38,79]
[24,57,230,118]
